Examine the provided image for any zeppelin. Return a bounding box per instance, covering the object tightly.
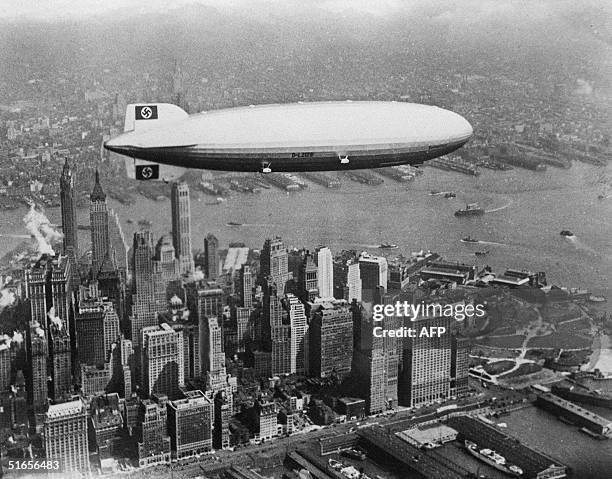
[104,101,472,178]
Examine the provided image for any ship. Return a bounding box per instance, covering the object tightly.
[226,222,242,227]
[551,382,612,408]
[444,191,457,198]
[461,235,479,243]
[559,230,574,237]
[465,440,523,477]
[475,250,489,256]
[378,243,399,249]
[455,204,485,217]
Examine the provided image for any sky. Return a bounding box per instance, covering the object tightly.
[0,0,609,27]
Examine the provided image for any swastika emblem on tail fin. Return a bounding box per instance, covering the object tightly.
[135,105,158,120]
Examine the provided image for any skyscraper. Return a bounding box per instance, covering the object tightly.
[131,231,165,347]
[358,252,388,302]
[309,300,353,379]
[171,182,194,274]
[60,158,78,260]
[44,400,90,475]
[286,293,308,375]
[167,390,213,460]
[90,170,110,278]
[26,322,48,413]
[48,319,71,403]
[199,317,224,378]
[239,264,253,308]
[136,395,171,467]
[347,260,362,303]
[141,324,184,400]
[316,246,334,299]
[297,252,318,302]
[204,234,219,280]
[261,237,291,294]
[398,315,453,408]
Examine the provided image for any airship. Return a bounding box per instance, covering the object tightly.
[104,101,472,179]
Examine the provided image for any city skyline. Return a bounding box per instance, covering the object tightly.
[0,2,610,478]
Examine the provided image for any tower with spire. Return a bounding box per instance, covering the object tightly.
[60,158,78,259]
[90,170,110,279]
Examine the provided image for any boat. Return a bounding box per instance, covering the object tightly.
[341,448,366,460]
[560,230,574,237]
[455,203,485,217]
[127,219,134,224]
[588,294,606,303]
[461,235,479,243]
[378,243,399,249]
[444,191,456,198]
[475,250,489,256]
[226,222,242,227]
[465,440,523,476]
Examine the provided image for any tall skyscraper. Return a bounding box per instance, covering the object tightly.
[235,306,251,353]
[358,252,388,302]
[199,317,224,377]
[171,182,194,274]
[76,295,120,366]
[297,252,318,302]
[261,237,291,294]
[204,234,219,280]
[26,322,48,413]
[48,320,71,403]
[309,300,353,379]
[347,260,362,303]
[239,264,253,308]
[90,170,110,278]
[44,400,90,475]
[286,293,308,375]
[316,246,334,299]
[167,390,213,460]
[131,231,165,347]
[398,315,453,408]
[60,158,78,260]
[108,208,129,276]
[141,324,184,400]
[196,286,224,322]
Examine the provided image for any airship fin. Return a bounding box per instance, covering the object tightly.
[123,103,188,133]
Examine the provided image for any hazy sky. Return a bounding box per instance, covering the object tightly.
[1,0,609,26]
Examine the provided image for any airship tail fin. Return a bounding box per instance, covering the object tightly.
[123,103,188,133]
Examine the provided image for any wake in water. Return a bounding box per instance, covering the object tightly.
[485,199,513,213]
[0,234,31,239]
[564,235,598,255]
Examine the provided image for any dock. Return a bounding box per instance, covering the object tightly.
[447,415,568,479]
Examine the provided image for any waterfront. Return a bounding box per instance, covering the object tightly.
[2,162,611,300]
[502,404,612,478]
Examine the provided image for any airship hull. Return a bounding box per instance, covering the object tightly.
[104,101,473,174]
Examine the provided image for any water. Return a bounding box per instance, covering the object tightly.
[503,405,612,478]
[2,162,611,300]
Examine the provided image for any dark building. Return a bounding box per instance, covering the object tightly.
[297,251,318,302]
[309,300,353,379]
[90,170,110,279]
[60,158,78,259]
[88,393,123,459]
[204,234,219,280]
[26,322,48,413]
[136,394,171,467]
[451,337,470,397]
[48,323,72,402]
[167,390,213,460]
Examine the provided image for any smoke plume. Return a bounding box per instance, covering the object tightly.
[23,204,63,256]
[0,289,17,313]
[47,306,63,330]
